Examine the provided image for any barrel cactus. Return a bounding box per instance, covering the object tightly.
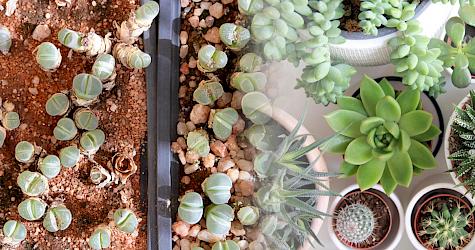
[335,203,375,245]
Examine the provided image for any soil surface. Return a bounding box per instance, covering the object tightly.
[333,190,391,249]
[340,0,362,32]
[0,0,147,249]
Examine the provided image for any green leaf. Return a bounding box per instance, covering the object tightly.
[408,139,436,169]
[384,121,400,139]
[399,110,432,136]
[396,88,420,114]
[344,137,373,165]
[357,159,385,190]
[324,110,366,138]
[360,75,385,116]
[336,96,367,115]
[372,149,394,161]
[448,22,465,47]
[340,161,357,177]
[459,6,475,27]
[452,67,471,88]
[378,78,395,98]
[412,124,441,142]
[397,129,411,152]
[360,117,385,134]
[376,96,401,122]
[323,134,353,153]
[388,151,413,187]
[380,166,397,194]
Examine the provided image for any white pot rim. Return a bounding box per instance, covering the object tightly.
[405,183,475,250]
[327,184,404,250]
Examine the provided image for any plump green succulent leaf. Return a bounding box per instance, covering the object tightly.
[340,161,358,177]
[0,127,6,148]
[43,205,72,232]
[376,96,401,122]
[193,80,224,105]
[3,112,20,130]
[446,18,466,47]
[59,145,81,168]
[198,45,228,72]
[219,23,251,50]
[178,192,203,224]
[360,117,385,135]
[92,54,115,80]
[237,206,259,225]
[46,93,70,116]
[38,155,61,179]
[336,96,367,115]
[205,204,234,235]
[325,110,366,138]
[459,6,475,27]
[15,141,35,163]
[80,129,106,154]
[387,151,412,187]
[3,220,26,244]
[323,134,353,153]
[187,131,210,157]
[135,0,160,26]
[344,137,373,165]
[58,28,82,50]
[202,173,232,204]
[396,88,420,114]
[18,198,47,221]
[54,118,78,141]
[380,167,397,194]
[360,75,385,116]
[378,78,395,98]
[408,139,436,169]
[212,108,239,141]
[74,109,99,131]
[452,67,472,88]
[357,159,385,190]
[17,171,48,196]
[72,73,103,101]
[397,129,411,152]
[241,92,272,125]
[411,124,441,142]
[88,227,111,250]
[36,42,62,71]
[239,53,263,72]
[231,72,267,93]
[113,209,139,233]
[399,110,432,136]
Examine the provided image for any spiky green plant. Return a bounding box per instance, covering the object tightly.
[335,203,376,246]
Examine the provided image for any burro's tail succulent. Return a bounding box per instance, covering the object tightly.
[335,203,375,245]
[325,75,440,194]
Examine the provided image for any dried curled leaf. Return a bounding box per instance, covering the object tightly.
[109,152,137,185]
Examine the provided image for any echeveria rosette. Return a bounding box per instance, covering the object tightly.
[324,76,440,194]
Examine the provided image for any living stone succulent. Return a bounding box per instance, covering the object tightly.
[205,204,234,235]
[0,127,6,148]
[72,73,103,106]
[212,108,239,141]
[45,93,70,116]
[219,23,251,51]
[38,155,62,179]
[237,206,259,225]
[53,117,78,141]
[57,28,112,56]
[212,240,240,250]
[59,145,81,168]
[335,203,375,245]
[18,197,47,221]
[88,226,112,250]
[187,130,210,157]
[202,173,233,204]
[80,129,106,155]
[197,45,228,73]
[239,53,263,73]
[193,80,224,105]
[114,0,160,44]
[15,141,35,163]
[43,204,72,232]
[113,208,138,233]
[17,171,49,196]
[325,76,440,194]
[113,43,152,69]
[178,192,204,224]
[2,220,27,246]
[231,72,267,93]
[57,28,82,50]
[2,111,20,130]
[0,25,12,55]
[92,53,116,90]
[35,42,62,71]
[74,108,99,131]
[241,91,272,125]
[90,164,112,187]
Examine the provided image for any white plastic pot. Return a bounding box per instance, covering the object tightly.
[405,183,475,250]
[327,184,404,250]
[330,1,458,66]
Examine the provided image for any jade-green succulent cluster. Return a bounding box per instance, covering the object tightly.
[335,203,375,245]
[0,25,12,55]
[418,200,474,249]
[325,76,440,194]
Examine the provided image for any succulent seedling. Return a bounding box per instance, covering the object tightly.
[0,25,12,55]
[0,127,6,148]
[53,118,78,141]
[241,91,272,125]
[193,80,224,105]
[239,53,263,73]
[88,226,111,250]
[17,171,49,196]
[58,28,112,56]
[244,123,285,151]
[46,93,70,116]
[219,23,251,50]
[135,1,160,27]
[35,42,62,71]
[80,129,105,155]
[58,28,82,50]
[178,192,204,224]
[38,155,61,179]
[197,45,228,73]
[2,111,20,130]
[212,240,240,250]
[18,197,47,221]
[59,145,81,168]
[15,141,35,163]
[335,203,375,245]
[74,108,99,131]
[115,1,160,43]
[113,43,151,69]
[187,130,210,157]
[237,206,260,225]
[212,108,239,141]
[92,54,116,89]
[231,72,267,93]
[113,209,139,233]
[2,220,27,245]
[202,173,232,204]
[72,73,103,106]
[205,204,234,235]
[43,204,72,232]
[90,164,112,187]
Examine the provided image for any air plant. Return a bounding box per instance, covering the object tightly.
[325,76,440,194]
[72,73,103,106]
[114,1,160,44]
[237,206,260,225]
[178,192,204,224]
[17,198,47,221]
[2,220,27,246]
[193,80,224,105]
[231,72,267,93]
[202,173,233,204]
[17,171,49,197]
[219,23,251,51]
[92,54,116,90]
[59,145,81,168]
[57,28,112,56]
[113,43,152,69]
[38,155,62,179]
[74,108,99,131]
[35,42,62,71]
[239,53,263,73]
[335,203,376,245]
[45,93,70,116]
[187,130,210,157]
[0,25,11,55]
[80,129,106,155]
[241,91,273,125]
[204,204,234,235]
[212,108,239,141]
[88,226,112,250]
[15,141,35,163]
[2,111,20,130]
[43,204,72,232]
[53,117,78,141]
[197,45,228,73]
[113,209,138,233]
[212,240,240,250]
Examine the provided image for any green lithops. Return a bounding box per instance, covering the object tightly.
[18,198,47,221]
[2,111,20,130]
[2,220,27,245]
[88,227,111,250]
[237,206,259,225]
[58,28,82,50]
[202,173,232,204]
[231,72,267,93]
[74,108,99,131]
[178,192,204,224]
[219,23,251,51]
[80,129,105,154]
[197,45,228,73]
[113,43,152,69]
[0,25,12,55]
[43,204,72,232]
[114,209,139,233]
[193,80,224,105]
[92,54,116,81]
[239,53,262,73]
[212,108,239,141]
[205,204,234,235]
[241,91,272,125]
[38,155,61,179]
[237,0,264,15]
[72,73,103,104]
[59,145,81,168]
[53,118,78,141]
[35,42,62,71]
[212,240,240,250]
[135,1,160,26]
[15,141,35,163]
[0,127,6,147]
[187,131,210,157]
[17,171,48,196]
[46,93,70,116]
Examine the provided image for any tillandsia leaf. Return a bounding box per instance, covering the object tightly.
[202,173,232,204]
[17,171,49,197]
[178,192,203,224]
[212,108,239,141]
[219,23,251,51]
[74,108,99,131]
[193,80,224,105]
[46,93,70,116]
[212,240,240,250]
[187,130,210,157]
[239,53,263,72]
[43,204,72,232]
[38,155,61,179]
[231,72,267,93]
[205,204,234,235]
[2,111,20,130]
[241,91,273,125]
[15,141,35,163]
[324,110,366,138]
[18,197,47,221]
[59,145,81,168]
[113,209,138,233]
[0,25,12,55]
[357,158,385,190]
[388,151,413,186]
[3,220,27,245]
[88,227,111,250]
[197,45,228,73]
[53,118,78,141]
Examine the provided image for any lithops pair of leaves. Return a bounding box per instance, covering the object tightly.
[71,73,104,107]
[88,209,139,249]
[112,43,151,69]
[197,45,228,73]
[15,141,36,163]
[59,145,81,168]
[237,206,259,225]
[219,23,250,51]
[53,120,104,155]
[187,130,210,157]
[193,80,224,105]
[205,204,234,235]
[241,91,273,125]
[114,1,160,44]
[17,171,48,196]
[0,25,12,55]
[58,28,112,57]
[92,54,117,90]
[2,220,26,246]
[231,71,267,93]
[17,198,72,233]
[178,192,204,224]
[35,42,62,71]
[0,106,20,148]
[211,108,239,141]
[202,173,233,204]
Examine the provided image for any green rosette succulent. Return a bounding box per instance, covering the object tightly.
[325,76,440,194]
[178,192,203,224]
[205,204,234,235]
[202,173,232,204]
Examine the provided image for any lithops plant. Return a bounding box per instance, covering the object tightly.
[90,164,113,188]
[18,198,47,221]
[57,28,112,56]
[187,130,210,157]
[197,45,228,73]
[92,54,116,90]
[43,204,72,232]
[219,23,251,51]
[57,28,82,50]
[193,80,224,105]
[115,0,160,44]
[80,129,106,155]
[237,206,260,226]
[0,25,12,55]
[113,43,151,69]
[212,240,240,250]
[114,209,139,233]
[2,220,27,246]
[53,118,78,141]
[17,171,49,196]
[205,204,234,235]
[73,108,99,131]
[38,155,61,179]
[212,108,239,141]
[46,93,70,116]
[2,111,20,130]
[241,91,272,125]
[0,127,6,148]
[231,72,267,93]
[15,141,35,163]
[239,52,263,73]
[335,203,376,245]
[59,145,81,168]
[202,173,232,204]
[88,226,112,250]
[178,192,204,224]
[35,42,62,71]
[72,73,103,106]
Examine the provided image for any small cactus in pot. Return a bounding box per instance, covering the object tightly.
[335,203,376,246]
